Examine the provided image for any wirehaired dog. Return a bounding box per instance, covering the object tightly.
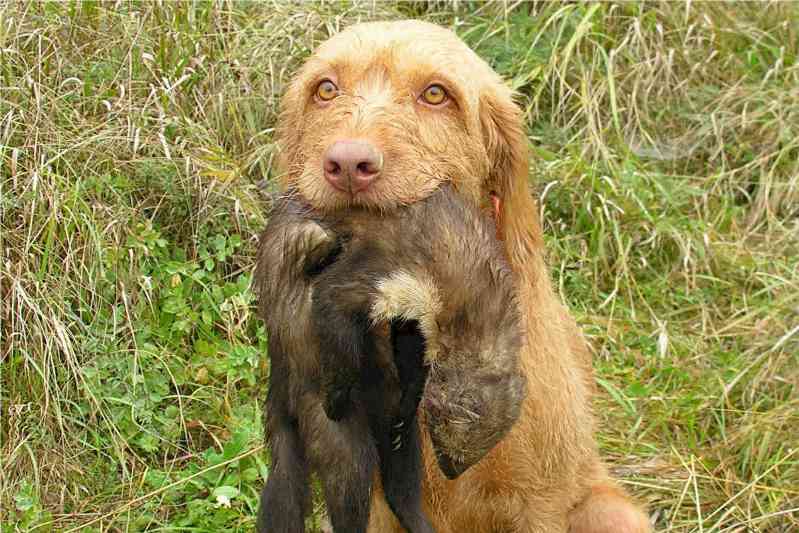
[270,19,651,533]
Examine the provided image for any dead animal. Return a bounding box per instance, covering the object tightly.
[255,184,525,532]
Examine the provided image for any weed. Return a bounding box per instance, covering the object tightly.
[1,2,796,531]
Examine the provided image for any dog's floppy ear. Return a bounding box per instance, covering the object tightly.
[479,85,543,268]
[274,65,314,188]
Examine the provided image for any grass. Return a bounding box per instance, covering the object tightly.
[1,1,797,531]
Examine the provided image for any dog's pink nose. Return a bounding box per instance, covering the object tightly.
[323,140,383,194]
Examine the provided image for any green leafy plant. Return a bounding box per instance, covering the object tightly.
[1,2,796,531]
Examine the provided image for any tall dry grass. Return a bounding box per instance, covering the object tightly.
[1,2,796,531]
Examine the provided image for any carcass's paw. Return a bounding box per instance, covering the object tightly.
[297,223,340,277]
[298,221,332,251]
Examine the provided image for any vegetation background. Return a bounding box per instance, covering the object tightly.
[1,1,797,531]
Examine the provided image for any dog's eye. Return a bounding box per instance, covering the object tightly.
[420,84,448,106]
[316,80,339,102]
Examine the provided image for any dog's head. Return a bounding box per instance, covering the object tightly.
[275,20,528,221]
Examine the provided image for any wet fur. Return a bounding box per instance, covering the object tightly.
[255,185,525,532]
[311,185,526,478]
[271,20,652,533]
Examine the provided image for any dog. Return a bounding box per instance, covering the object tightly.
[271,19,651,533]
[255,183,525,532]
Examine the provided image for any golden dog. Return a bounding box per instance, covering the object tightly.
[274,20,651,533]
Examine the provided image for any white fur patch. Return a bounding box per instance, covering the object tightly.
[370,270,442,361]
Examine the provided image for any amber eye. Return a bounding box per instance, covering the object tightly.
[421,84,447,105]
[316,80,338,102]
